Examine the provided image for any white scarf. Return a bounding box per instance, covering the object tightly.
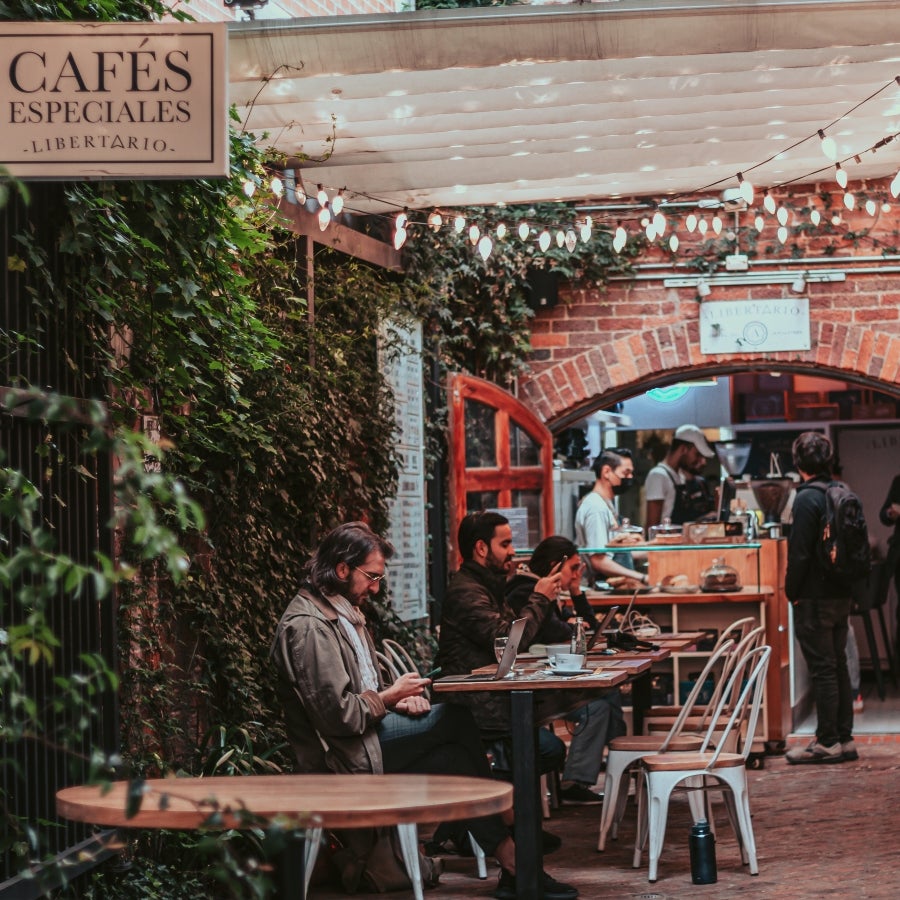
[324,591,379,693]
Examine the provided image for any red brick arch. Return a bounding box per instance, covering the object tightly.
[519,281,900,430]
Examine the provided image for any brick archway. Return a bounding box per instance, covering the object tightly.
[519,288,900,430]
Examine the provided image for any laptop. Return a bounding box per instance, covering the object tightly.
[585,605,620,651]
[438,618,528,682]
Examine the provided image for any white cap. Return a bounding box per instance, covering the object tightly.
[674,424,715,458]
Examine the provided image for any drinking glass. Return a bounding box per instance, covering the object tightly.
[493,636,509,663]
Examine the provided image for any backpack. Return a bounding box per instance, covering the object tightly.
[809,481,871,585]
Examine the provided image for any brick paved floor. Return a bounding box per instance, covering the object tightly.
[310,737,900,900]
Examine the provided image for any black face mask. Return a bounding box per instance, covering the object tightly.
[612,477,634,495]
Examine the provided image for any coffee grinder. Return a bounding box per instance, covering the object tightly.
[713,440,754,534]
[749,452,794,538]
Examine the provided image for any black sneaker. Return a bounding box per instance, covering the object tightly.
[493,868,578,900]
[559,784,604,805]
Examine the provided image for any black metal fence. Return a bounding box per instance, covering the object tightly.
[1,184,117,894]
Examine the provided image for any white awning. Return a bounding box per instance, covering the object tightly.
[229,0,900,214]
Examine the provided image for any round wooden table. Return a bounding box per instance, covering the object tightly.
[57,773,512,899]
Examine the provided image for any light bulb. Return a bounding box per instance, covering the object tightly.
[685,213,697,233]
[477,235,493,261]
[331,190,344,215]
[844,192,855,210]
[396,210,408,230]
[754,214,765,233]
[496,222,507,240]
[763,191,776,215]
[454,215,466,234]
[317,185,328,208]
[555,230,565,249]
[738,173,754,205]
[865,199,877,216]
[698,218,708,235]
[242,179,256,198]
[831,213,842,226]
[318,206,331,231]
[810,208,821,226]
[427,211,443,231]
[891,170,900,198]
[613,224,627,252]
[712,215,723,235]
[645,222,657,241]
[580,222,592,242]
[565,230,577,253]
[270,176,284,198]
[777,225,788,244]
[468,223,480,245]
[652,211,666,236]
[777,205,789,226]
[394,226,408,250]
[518,221,530,240]
[835,164,848,189]
[538,229,551,252]
[818,129,838,161]
[668,234,679,252]
[882,202,892,213]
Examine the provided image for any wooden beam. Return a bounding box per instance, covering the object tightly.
[276,199,403,272]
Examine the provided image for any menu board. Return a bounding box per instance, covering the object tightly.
[379,319,428,622]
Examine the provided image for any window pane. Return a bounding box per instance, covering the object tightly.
[511,490,543,549]
[511,422,540,467]
[465,400,497,468]
[467,491,499,513]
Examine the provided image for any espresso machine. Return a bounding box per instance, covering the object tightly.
[713,440,755,536]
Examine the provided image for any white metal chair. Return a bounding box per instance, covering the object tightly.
[634,644,772,883]
[597,638,734,851]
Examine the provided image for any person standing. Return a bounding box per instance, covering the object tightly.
[271,521,522,893]
[784,434,856,764]
[574,449,649,587]
[507,536,626,804]
[879,472,900,646]
[644,424,717,529]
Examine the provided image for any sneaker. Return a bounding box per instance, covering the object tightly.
[853,693,865,714]
[785,740,843,764]
[842,740,859,762]
[559,784,604,805]
[493,868,578,900]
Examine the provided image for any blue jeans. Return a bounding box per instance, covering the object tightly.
[793,595,853,746]
[562,691,626,785]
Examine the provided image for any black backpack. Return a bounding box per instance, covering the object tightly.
[809,481,872,585]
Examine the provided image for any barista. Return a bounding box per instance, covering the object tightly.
[644,425,717,528]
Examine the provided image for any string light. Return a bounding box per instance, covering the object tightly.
[685,213,698,233]
[555,229,565,248]
[270,176,284,199]
[477,235,493,261]
[317,206,331,231]
[468,223,480,245]
[496,222,507,240]
[776,205,789,226]
[317,184,329,208]
[754,214,765,233]
[810,208,821,226]
[538,229,551,252]
[427,211,443,231]
[818,129,838,161]
[737,172,754,204]
[394,224,407,249]
[565,230,577,252]
[698,218,708,235]
[891,169,900,198]
[711,215,723,235]
[613,222,627,252]
[331,189,344,215]
[844,191,855,210]
[652,211,666,236]
[453,215,466,234]
[518,221,530,241]
[763,191,777,215]
[835,163,848,189]
[580,217,592,242]
[777,225,788,244]
[668,234,679,252]
[865,198,877,216]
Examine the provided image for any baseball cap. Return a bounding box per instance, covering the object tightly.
[674,424,715,458]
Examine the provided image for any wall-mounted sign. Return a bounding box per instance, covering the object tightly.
[1,23,227,178]
[699,298,811,354]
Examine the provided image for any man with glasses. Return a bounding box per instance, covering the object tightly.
[575,448,649,587]
[271,521,520,893]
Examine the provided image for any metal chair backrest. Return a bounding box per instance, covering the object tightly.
[658,638,734,752]
[699,645,772,766]
[383,639,421,676]
[375,650,402,686]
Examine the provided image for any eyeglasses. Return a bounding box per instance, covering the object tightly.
[355,567,387,584]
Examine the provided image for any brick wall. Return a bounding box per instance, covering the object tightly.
[520,180,900,427]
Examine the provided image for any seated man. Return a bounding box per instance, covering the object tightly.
[507,535,627,805]
[271,521,577,900]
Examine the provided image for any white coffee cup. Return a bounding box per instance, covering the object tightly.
[549,652,586,672]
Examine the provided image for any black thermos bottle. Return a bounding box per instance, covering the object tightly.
[689,819,717,884]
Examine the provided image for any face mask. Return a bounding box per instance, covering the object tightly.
[612,477,634,495]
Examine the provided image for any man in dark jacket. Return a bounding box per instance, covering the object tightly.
[784,433,856,764]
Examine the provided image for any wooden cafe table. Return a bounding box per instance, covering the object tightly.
[57,773,512,899]
[433,665,629,900]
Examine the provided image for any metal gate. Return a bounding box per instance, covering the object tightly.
[1,184,117,894]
